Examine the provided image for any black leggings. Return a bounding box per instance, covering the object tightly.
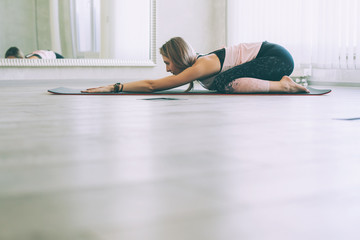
[55,52,64,59]
[214,42,294,93]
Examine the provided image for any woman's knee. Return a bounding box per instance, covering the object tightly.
[270,57,294,80]
[284,58,294,76]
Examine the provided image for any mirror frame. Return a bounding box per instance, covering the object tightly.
[0,0,157,67]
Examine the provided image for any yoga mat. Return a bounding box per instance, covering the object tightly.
[48,86,331,95]
[334,117,360,121]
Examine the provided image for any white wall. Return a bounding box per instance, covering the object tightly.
[0,0,38,55]
[0,0,227,81]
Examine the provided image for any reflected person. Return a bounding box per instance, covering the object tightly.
[5,47,64,59]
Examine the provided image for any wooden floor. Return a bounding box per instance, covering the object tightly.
[1,79,360,240]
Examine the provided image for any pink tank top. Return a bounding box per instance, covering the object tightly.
[26,50,57,59]
[198,42,262,90]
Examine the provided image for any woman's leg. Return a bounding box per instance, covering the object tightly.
[55,52,64,59]
[228,76,309,93]
[214,55,297,93]
[225,77,270,93]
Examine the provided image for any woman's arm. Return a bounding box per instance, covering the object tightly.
[82,54,221,93]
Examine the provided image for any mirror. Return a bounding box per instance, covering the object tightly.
[0,0,156,66]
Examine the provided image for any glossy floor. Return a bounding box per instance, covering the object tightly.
[1,80,360,240]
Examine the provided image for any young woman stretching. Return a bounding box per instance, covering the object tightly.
[83,37,308,94]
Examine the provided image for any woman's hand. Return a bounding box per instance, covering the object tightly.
[81,84,114,93]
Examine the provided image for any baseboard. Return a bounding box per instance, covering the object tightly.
[310,68,360,86]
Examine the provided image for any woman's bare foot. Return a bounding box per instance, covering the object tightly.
[280,76,309,93]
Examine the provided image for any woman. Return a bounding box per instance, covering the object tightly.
[83,37,308,94]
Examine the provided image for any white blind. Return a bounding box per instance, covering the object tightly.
[227,0,360,69]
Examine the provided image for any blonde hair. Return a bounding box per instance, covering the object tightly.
[160,37,197,92]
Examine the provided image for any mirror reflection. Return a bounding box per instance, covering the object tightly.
[0,0,154,62]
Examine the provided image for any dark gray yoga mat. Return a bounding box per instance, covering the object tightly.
[334,117,360,121]
[48,87,331,95]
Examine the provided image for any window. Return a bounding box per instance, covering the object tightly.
[71,0,100,58]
